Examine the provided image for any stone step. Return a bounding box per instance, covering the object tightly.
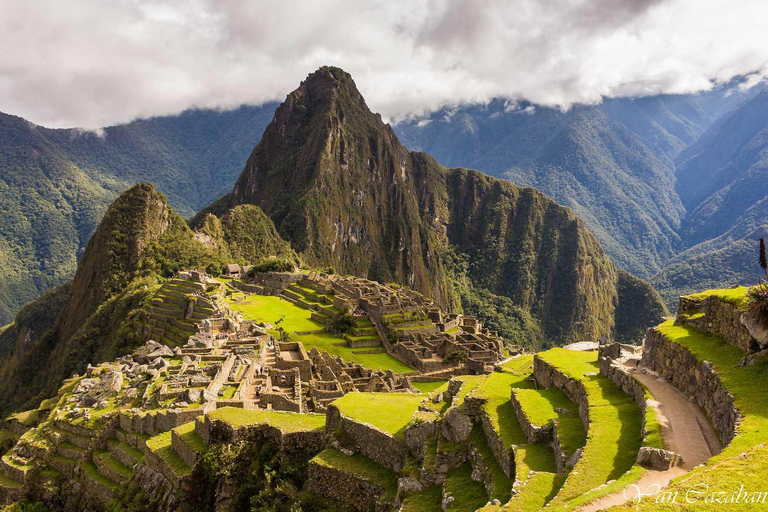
[50,427,91,449]
[48,454,77,477]
[81,460,118,504]
[57,441,84,460]
[0,472,23,489]
[93,450,133,486]
[107,438,144,467]
[1,454,30,483]
[171,422,208,469]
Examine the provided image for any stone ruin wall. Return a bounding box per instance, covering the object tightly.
[533,356,590,430]
[677,295,758,352]
[642,328,739,445]
[307,460,388,512]
[325,404,408,473]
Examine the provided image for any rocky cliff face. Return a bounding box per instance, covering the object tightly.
[203,66,666,344]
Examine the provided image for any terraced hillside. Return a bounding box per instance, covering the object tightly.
[636,288,768,510]
[6,284,763,511]
[138,278,223,346]
[226,288,412,373]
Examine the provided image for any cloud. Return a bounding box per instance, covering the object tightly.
[0,0,766,128]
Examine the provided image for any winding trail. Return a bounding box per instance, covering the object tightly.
[578,357,721,511]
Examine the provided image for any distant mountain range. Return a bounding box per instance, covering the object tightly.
[0,74,764,324]
[394,84,766,305]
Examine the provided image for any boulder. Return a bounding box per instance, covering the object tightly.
[636,447,683,470]
[442,408,472,443]
[741,310,768,349]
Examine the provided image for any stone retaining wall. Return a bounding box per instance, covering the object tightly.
[533,357,590,430]
[326,405,407,472]
[171,429,198,468]
[677,296,759,353]
[307,460,391,512]
[642,328,739,445]
[119,407,208,437]
[204,417,325,461]
[509,390,553,444]
[144,449,184,490]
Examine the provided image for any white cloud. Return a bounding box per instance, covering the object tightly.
[0,0,766,128]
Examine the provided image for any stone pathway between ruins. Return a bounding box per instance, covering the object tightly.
[578,358,722,511]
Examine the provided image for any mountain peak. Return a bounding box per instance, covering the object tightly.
[203,68,666,345]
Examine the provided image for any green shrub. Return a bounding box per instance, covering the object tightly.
[247,259,295,275]
[329,311,356,335]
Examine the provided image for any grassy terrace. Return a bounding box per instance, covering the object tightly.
[444,463,490,511]
[332,393,422,439]
[146,430,191,477]
[512,387,586,459]
[687,286,750,308]
[312,448,398,502]
[472,357,561,509]
[173,421,208,454]
[227,293,413,373]
[412,380,448,394]
[82,460,118,490]
[206,407,326,432]
[401,484,442,511]
[638,319,768,510]
[536,349,642,510]
[469,424,511,502]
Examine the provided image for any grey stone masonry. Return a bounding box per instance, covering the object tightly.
[642,327,739,446]
[677,294,760,352]
[326,404,408,472]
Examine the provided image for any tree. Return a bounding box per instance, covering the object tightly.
[760,238,767,279]
[329,310,356,336]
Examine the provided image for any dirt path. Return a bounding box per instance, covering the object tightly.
[578,359,721,511]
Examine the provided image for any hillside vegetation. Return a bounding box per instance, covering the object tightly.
[0,105,275,324]
[198,66,665,345]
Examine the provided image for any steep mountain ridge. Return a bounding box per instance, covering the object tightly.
[0,105,276,324]
[202,66,665,345]
[0,184,233,414]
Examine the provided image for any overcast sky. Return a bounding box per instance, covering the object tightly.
[1,0,767,129]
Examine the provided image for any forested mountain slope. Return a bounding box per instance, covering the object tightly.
[0,105,276,324]
[199,66,666,346]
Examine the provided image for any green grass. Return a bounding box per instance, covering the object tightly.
[108,439,144,463]
[145,430,192,477]
[221,385,237,400]
[401,484,443,511]
[444,463,489,511]
[312,448,398,502]
[687,286,751,309]
[474,361,557,475]
[228,294,413,373]
[635,319,768,510]
[412,380,448,393]
[173,422,208,454]
[503,472,566,511]
[82,460,118,490]
[0,430,20,445]
[641,390,665,450]
[9,409,39,427]
[205,407,326,433]
[512,387,586,459]
[332,393,422,439]
[469,425,511,502]
[94,450,133,478]
[536,349,642,510]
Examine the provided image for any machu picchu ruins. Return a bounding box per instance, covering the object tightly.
[5,255,768,512]
[1,51,767,512]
